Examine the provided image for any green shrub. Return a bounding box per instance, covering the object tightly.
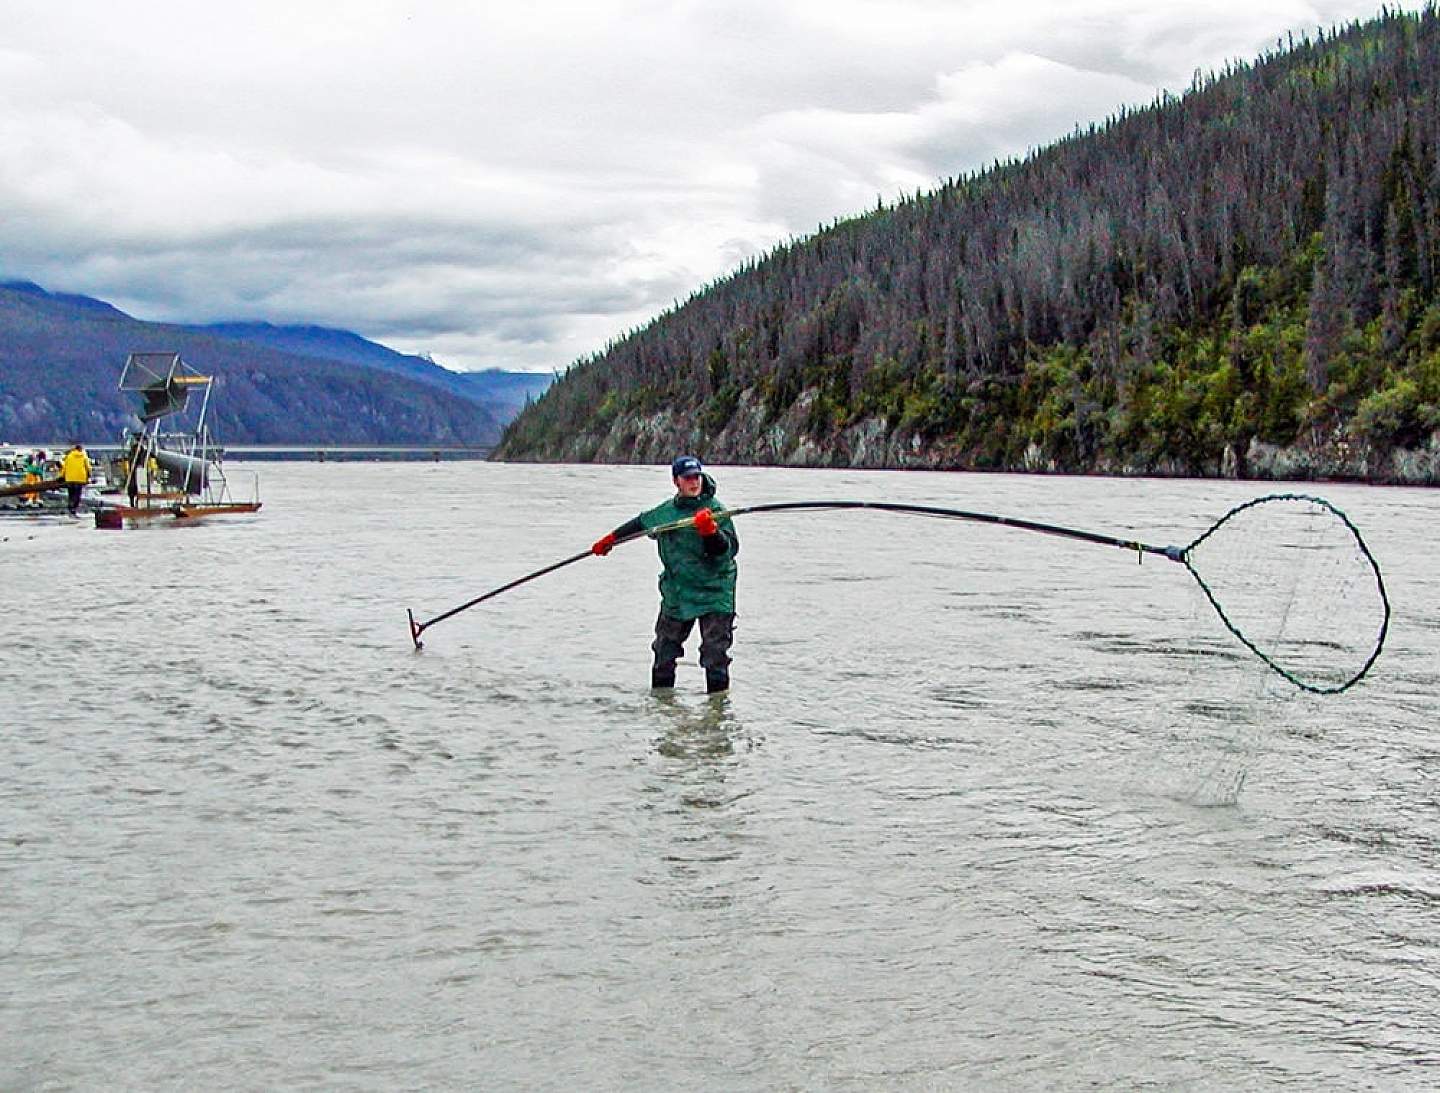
[1352,375,1423,446]
[699,382,742,433]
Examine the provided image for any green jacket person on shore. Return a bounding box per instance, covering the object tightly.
[592,456,740,694]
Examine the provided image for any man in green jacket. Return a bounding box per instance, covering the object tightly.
[592,455,740,694]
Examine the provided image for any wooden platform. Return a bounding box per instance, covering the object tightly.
[104,501,263,522]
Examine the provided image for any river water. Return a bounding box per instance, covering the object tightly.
[2,462,1436,1090]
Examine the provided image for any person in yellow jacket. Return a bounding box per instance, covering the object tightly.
[60,442,92,516]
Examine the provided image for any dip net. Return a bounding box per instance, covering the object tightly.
[408,491,1391,702]
[1136,493,1390,805]
[1178,493,1389,696]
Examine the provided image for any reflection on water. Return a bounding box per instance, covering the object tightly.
[3,463,1438,1089]
[653,691,744,760]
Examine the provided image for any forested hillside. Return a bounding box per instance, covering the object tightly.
[497,8,1440,482]
[0,283,504,445]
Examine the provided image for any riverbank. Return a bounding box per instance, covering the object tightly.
[498,388,1440,485]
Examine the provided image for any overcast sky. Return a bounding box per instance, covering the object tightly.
[0,1,1422,373]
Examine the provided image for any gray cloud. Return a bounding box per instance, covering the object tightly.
[0,0,1421,372]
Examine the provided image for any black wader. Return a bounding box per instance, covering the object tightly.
[651,610,735,693]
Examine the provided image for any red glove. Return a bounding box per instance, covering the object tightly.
[592,532,617,556]
[694,508,718,537]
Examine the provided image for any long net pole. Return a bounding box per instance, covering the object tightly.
[405,494,1388,694]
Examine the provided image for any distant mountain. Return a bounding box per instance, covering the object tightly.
[452,368,554,418]
[191,321,551,419]
[1,280,129,318]
[0,282,502,445]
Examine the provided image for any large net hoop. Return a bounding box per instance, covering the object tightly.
[1180,493,1390,695]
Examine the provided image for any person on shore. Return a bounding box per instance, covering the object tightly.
[60,442,91,516]
[591,456,740,694]
[124,434,155,507]
[21,450,45,506]
[125,449,140,507]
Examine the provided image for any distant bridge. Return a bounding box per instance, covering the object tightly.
[222,445,494,461]
[10,443,494,462]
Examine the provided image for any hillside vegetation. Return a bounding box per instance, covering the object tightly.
[497,7,1440,482]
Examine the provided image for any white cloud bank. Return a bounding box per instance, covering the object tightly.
[0,0,1422,371]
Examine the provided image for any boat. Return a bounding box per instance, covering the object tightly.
[96,352,261,527]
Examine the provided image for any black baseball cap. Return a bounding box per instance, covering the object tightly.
[671,455,703,478]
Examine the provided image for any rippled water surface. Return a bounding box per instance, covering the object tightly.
[3,463,1437,1089]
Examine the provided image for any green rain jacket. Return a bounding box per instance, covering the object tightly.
[631,473,740,620]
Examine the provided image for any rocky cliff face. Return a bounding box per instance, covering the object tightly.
[497,383,1440,484]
